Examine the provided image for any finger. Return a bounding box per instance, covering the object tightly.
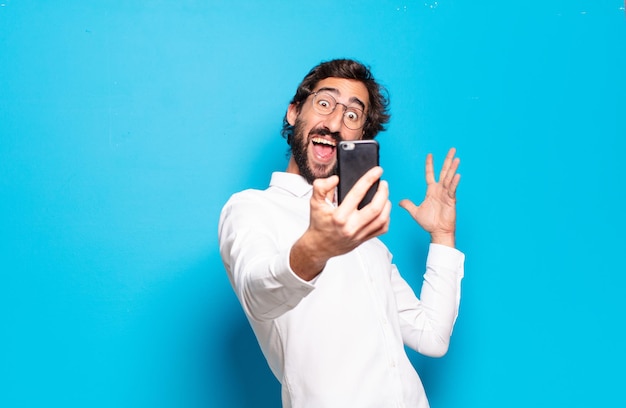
[448,173,461,198]
[424,153,435,185]
[339,166,383,212]
[442,157,460,188]
[438,147,457,183]
[359,198,392,241]
[356,179,390,220]
[343,179,389,242]
[366,179,389,210]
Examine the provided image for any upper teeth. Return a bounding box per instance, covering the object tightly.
[312,137,336,147]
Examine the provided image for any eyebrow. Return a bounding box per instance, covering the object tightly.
[315,87,366,111]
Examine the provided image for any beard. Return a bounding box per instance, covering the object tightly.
[291,117,340,184]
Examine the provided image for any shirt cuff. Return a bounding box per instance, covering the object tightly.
[427,243,465,278]
[274,247,317,294]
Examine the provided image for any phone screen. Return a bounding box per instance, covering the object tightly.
[336,140,380,209]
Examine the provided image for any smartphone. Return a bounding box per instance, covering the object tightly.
[337,140,380,209]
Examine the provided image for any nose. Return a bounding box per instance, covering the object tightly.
[322,105,345,133]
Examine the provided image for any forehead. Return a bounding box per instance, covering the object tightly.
[313,77,369,107]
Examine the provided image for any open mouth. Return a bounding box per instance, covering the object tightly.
[311,137,337,160]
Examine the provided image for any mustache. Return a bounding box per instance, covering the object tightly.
[309,127,341,142]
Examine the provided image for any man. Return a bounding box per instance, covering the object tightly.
[219,59,464,408]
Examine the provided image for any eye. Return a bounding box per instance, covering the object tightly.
[313,92,337,114]
[345,109,361,123]
[317,99,331,109]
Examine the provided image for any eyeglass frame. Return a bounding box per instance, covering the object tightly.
[307,90,368,130]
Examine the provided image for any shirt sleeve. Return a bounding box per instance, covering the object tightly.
[392,243,465,357]
[218,193,316,322]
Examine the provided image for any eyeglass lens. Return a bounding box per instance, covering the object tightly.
[312,92,365,130]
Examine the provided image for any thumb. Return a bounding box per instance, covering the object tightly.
[399,199,419,218]
[312,175,339,202]
[399,198,417,211]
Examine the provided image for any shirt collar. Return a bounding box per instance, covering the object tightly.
[269,172,312,198]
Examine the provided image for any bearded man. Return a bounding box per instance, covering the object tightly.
[219,59,464,408]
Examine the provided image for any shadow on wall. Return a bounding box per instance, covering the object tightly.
[213,140,286,407]
[221,313,281,407]
[152,252,281,408]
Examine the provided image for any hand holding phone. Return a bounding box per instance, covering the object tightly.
[336,140,380,209]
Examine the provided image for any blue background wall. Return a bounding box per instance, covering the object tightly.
[2,1,625,407]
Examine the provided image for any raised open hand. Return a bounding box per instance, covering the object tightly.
[399,148,461,247]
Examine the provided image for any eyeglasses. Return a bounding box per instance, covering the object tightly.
[310,91,367,130]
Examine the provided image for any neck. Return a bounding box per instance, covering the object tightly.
[286,156,300,175]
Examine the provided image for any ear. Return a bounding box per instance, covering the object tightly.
[287,103,299,126]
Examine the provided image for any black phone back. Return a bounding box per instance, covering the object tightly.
[337,140,380,209]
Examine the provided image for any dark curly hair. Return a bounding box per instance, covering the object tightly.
[281,59,390,145]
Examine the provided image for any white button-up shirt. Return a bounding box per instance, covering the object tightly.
[219,172,465,408]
